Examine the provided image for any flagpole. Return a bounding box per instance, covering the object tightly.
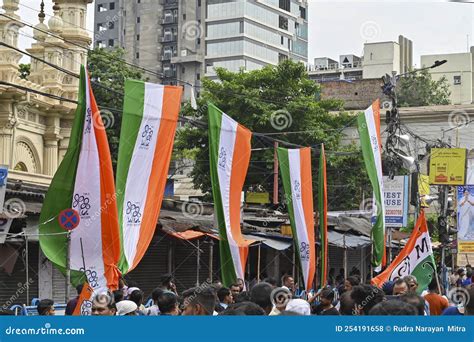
[65,231,71,302]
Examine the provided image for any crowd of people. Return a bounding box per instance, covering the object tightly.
[26,265,474,316]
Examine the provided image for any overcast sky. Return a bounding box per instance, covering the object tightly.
[14,0,474,67]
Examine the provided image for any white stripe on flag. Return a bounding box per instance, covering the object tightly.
[288,149,311,288]
[70,73,106,292]
[122,83,164,268]
[218,114,244,281]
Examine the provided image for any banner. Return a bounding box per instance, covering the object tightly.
[40,66,120,291]
[318,144,328,287]
[208,103,253,287]
[277,147,316,291]
[457,185,474,253]
[116,80,182,274]
[372,211,436,294]
[429,148,467,185]
[73,283,94,316]
[383,176,409,228]
[357,99,385,270]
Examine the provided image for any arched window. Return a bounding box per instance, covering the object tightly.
[14,162,28,172]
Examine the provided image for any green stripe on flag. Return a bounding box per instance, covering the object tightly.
[208,103,236,286]
[318,146,326,287]
[116,79,146,274]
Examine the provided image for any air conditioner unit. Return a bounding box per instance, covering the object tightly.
[181,49,187,57]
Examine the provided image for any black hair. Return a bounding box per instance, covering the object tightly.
[281,274,293,285]
[280,310,302,316]
[217,287,231,302]
[393,278,409,293]
[400,292,425,315]
[234,291,251,303]
[157,292,178,314]
[428,277,438,291]
[182,287,216,315]
[369,300,418,316]
[339,291,355,315]
[250,282,273,312]
[160,273,174,287]
[320,288,335,301]
[37,299,54,315]
[152,287,164,303]
[113,290,124,304]
[228,301,265,315]
[346,276,361,286]
[263,277,278,287]
[129,289,144,307]
[350,285,385,315]
[75,284,84,295]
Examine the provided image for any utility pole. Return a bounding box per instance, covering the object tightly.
[273,141,279,204]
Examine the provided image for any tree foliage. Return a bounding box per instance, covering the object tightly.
[176,60,369,210]
[19,63,30,80]
[87,48,144,169]
[397,69,451,107]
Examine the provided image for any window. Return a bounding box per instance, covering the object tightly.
[197,73,201,80]
[107,21,114,29]
[136,34,140,41]
[137,17,141,23]
[279,16,288,30]
[197,38,201,45]
[454,75,461,85]
[136,52,140,59]
[98,4,107,12]
[109,2,115,10]
[300,6,306,20]
[108,39,114,47]
[279,0,290,12]
[281,36,284,45]
[182,67,186,74]
[183,14,186,20]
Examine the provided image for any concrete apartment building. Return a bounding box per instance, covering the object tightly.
[94,0,309,99]
[308,35,412,82]
[421,48,474,105]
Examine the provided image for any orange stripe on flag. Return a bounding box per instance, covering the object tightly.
[230,124,253,270]
[130,86,182,271]
[300,147,316,290]
[73,282,94,316]
[371,99,382,153]
[90,79,121,291]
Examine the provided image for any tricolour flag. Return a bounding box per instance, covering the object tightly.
[277,147,316,291]
[39,66,120,291]
[357,99,385,270]
[208,103,253,287]
[116,80,182,274]
[372,211,436,294]
[318,144,328,288]
[73,282,94,316]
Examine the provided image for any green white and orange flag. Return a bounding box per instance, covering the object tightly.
[39,66,120,291]
[208,103,253,287]
[357,99,385,270]
[277,147,316,291]
[372,211,436,294]
[116,80,182,274]
[318,144,328,288]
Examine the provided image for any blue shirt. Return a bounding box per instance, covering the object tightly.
[442,306,463,315]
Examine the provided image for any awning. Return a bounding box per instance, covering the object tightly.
[165,230,219,241]
[327,230,372,249]
[243,234,292,250]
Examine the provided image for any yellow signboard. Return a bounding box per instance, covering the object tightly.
[418,174,430,208]
[459,242,474,253]
[429,148,467,185]
[246,192,270,204]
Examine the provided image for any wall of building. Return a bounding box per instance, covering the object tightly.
[362,41,400,79]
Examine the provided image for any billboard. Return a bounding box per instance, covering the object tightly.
[429,148,467,185]
[457,185,474,253]
[383,176,409,228]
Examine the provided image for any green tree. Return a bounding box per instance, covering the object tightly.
[397,69,451,107]
[87,48,144,169]
[176,60,368,210]
[19,63,30,80]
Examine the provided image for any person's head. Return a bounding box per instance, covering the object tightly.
[129,289,144,307]
[116,300,138,316]
[320,288,335,307]
[281,275,295,290]
[234,291,251,303]
[113,290,124,304]
[466,270,473,281]
[91,293,116,316]
[230,283,241,298]
[160,273,175,291]
[217,287,233,305]
[428,277,439,293]
[157,291,179,315]
[368,300,418,315]
[151,287,164,305]
[403,275,418,292]
[339,291,355,315]
[400,292,425,315]
[236,278,245,292]
[392,278,409,296]
[37,299,55,316]
[350,285,385,315]
[225,301,265,315]
[285,299,311,316]
[263,277,278,288]
[465,287,474,315]
[75,284,84,296]
[344,275,360,292]
[250,282,273,315]
[457,268,466,279]
[212,280,223,290]
[118,277,126,290]
[181,287,216,316]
